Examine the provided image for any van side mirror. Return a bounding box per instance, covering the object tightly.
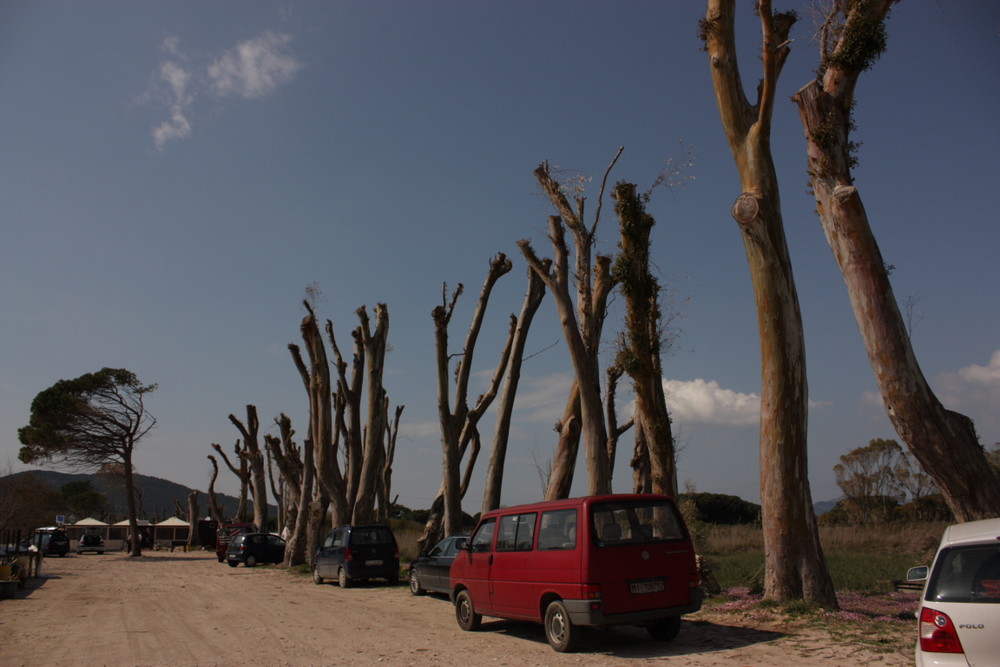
[907,566,928,582]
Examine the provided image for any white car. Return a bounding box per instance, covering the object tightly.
[907,518,1000,666]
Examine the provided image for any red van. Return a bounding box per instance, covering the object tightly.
[449,494,702,652]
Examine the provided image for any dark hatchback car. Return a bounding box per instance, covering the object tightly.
[33,528,70,557]
[408,534,468,596]
[226,533,285,567]
[313,524,399,588]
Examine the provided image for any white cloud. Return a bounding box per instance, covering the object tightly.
[663,378,760,426]
[140,31,301,151]
[957,350,1000,387]
[207,31,301,100]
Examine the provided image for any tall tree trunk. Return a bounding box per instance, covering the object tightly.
[704,0,837,607]
[123,447,141,557]
[353,304,390,524]
[613,182,677,497]
[791,2,1000,521]
[186,490,199,548]
[211,440,250,523]
[482,269,546,513]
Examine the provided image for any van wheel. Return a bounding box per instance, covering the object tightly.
[312,566,324,585]
[409,569,426,596]
[338,567,351,588]
[647,617,681,642]
[544,600,580,652]
[455,590,481,631]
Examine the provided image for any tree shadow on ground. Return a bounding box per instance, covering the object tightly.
[477,617,785,657]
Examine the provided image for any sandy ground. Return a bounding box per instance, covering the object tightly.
[0,550,912,666]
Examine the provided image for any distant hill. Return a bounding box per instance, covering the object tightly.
[813,498,842,516]
[0,469,273,523]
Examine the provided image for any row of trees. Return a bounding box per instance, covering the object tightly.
[827,439,1000,525]
[15,3,1000,608]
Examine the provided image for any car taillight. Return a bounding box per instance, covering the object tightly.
[344,547,353,562]
[581,584,602,611]
[690,572,701,588]
[919,607,965,654]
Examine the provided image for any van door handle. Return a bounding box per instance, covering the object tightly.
[489,555,493,566]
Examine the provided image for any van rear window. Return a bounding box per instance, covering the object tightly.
[591,500,686,546]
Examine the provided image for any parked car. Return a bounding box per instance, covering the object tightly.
[450,494,702,652]
[76,529,105,554]
[33,527,70,557]
[215,523,256,563]
[408,534,468,596]
[906,517,1000,666]
[226,532,285,567]
[313,524,400,588]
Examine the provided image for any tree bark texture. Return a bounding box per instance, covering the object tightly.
[206,455,224,523]
[353,304,390,525]
[704,0,837,607]
[791,1,1000,521]
[186,490,199,548]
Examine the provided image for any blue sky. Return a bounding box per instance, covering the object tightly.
[2,1,997,514]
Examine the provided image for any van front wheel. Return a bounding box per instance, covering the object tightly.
[544,600,580,652]
[455,590,481,631]
[647,617,681,642]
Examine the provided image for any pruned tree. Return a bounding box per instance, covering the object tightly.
[603,365,634,480]
[791,0,1000,521]
[702,0,837,607]
[518,153,622,496]
[266,413,312,566]
[210,440,250,523]
[419,254,515,551]
[205,455,225,523]
[613,181,677,497]
[381,404,404,523]
[18,367,157,558]
[482,267,547,513]
[352,304,391,525]
[228,405,269,533]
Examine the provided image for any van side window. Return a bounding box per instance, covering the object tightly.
[332,531,345,548]
[496,513,537,552]
[537,509,577,550]
[471,518,496,552]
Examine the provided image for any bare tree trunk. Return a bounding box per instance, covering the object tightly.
[631,418,652,494]
[123,448,141,557]
[604,364,634,480]
[421,254,515,549]
[228,405,269,533]
[482,268,546,513]
[703,0,837,607]
[291,305,348,526]
[791,1,1000,521]
[546,383,581,500]
[519,154,620,496]
[186,490,199,548]
[381,404,403,523]
[353,304,390,524]
[211,440,249,523]
[613,182,676,497]
[206,455,225,523]
[327,322,365,521]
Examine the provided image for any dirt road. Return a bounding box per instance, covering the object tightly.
[0,550,910,666]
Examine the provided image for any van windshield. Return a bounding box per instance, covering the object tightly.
[591,499,686,546]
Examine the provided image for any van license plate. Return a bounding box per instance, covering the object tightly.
[629,579,665,594]
[365,560,383,566]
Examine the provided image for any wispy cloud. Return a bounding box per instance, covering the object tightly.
[140,31,301,151]
[936,349,1000,436]
[207,31,301,99]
